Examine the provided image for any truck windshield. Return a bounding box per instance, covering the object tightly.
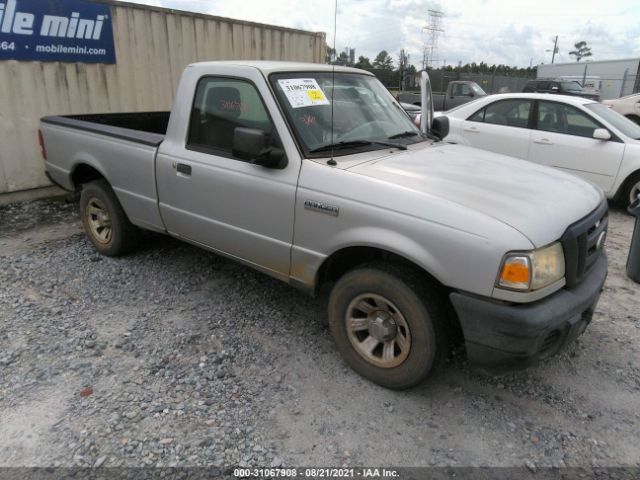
[270,72,424,157]
[472,84,487,96]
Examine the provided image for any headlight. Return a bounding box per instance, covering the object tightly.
[497,242,565,291]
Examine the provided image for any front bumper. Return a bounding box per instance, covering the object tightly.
[449,252,607,372]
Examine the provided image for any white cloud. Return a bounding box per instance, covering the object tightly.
[115,0,640,67]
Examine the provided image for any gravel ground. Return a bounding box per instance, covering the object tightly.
[0,196,639,471]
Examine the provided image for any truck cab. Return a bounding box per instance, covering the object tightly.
[398,80,487,111]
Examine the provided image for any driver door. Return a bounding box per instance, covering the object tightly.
[447,83,474,109]
[155,76,300,280]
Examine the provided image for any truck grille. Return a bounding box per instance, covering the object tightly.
[560,200,608,288]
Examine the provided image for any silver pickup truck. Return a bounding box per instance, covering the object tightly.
[397,80,487,110]
[40,61,608,389]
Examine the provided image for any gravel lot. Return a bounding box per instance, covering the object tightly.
[1,196,639,471]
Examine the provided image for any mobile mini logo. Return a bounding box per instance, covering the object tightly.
[0,0,107,40]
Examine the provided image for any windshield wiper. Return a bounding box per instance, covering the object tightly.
[390,130,442,142]
[309,140,407,153]
[388,131,420,139]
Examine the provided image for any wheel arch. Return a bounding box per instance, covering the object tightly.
[613,168,640,205]
[70,160,109,190]
[316,245,446,292]
[318,245,464,351]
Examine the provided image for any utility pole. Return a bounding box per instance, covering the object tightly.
[551,35,558,64]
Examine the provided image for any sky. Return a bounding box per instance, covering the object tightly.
[117,0,640,68]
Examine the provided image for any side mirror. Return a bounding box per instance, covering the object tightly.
[593,128,611,141]
[431,116,450,140]
[232,127,286,169]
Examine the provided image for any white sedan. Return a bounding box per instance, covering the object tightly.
[439,93,640,207]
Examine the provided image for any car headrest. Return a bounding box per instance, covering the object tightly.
[204,87,242,118]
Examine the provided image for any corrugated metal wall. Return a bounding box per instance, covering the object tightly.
[0,0,326,194]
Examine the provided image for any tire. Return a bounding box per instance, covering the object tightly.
[328,262,447,389]
[80,179,139,256]
[619,172,640,210]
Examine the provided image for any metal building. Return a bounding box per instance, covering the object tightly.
[0,0,326,198]
[537,58,640,101]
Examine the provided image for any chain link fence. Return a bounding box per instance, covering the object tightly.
[430,72,535,94]
[363,68,639,99]
[367,68,535,94]
[587,74,639,99]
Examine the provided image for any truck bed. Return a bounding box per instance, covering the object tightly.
[40,111,170,232]
[41,111,169,146]
[397,91,446,110]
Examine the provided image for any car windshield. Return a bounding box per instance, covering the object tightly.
[587,103,640,139]
[270,72,425,157]
[561,81,584,92]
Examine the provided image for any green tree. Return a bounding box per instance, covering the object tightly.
[354,55,372,69]
[372,50,394,70]
[569,41,593,62]
[335,51,350,66]
[325,46,336,64]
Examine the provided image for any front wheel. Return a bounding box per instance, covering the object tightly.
[328,263,446,389]
[620,172,640,210]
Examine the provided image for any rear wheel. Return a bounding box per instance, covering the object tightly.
[328,263,446,389]
[80,179,139,256]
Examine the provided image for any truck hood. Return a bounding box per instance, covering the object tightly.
[346,143,603,247]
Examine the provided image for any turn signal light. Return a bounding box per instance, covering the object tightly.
[498,256,530,290]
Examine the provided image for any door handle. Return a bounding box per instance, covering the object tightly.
[533,138,553,145]
[463,126,479,133]
[176,163,192,175]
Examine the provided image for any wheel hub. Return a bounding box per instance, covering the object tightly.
[85,197,112,245]
[630,181,640,206]
[369,311,397,342]
[345,293,412,369]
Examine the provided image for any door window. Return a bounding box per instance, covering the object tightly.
[467,99,532,128]
[536,101,601,138]
[187,77,275,158]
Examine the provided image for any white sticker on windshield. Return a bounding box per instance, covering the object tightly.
[278,78,330,108]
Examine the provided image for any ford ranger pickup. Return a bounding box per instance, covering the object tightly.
[40,61,608,389]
